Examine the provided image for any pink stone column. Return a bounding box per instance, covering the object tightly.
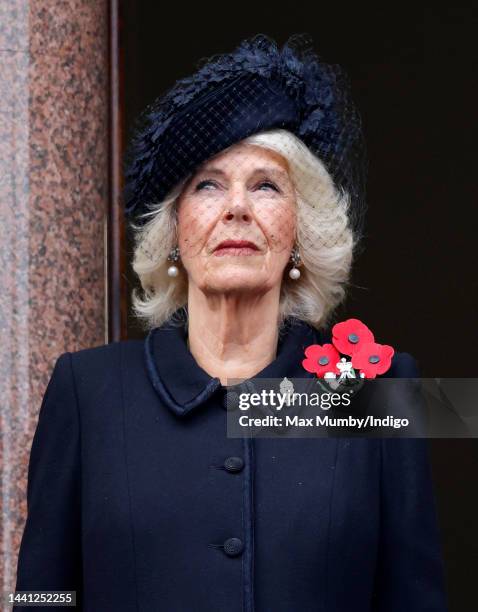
[0,0,109,594]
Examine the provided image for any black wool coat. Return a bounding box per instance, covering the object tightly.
[14,316,448,611]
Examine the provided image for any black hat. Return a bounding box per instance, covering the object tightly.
[123,33,367,236]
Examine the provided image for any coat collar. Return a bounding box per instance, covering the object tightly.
[144,314,326,418]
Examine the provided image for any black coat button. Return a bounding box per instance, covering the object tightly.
[223,537,244,557]
[224,456,244,473]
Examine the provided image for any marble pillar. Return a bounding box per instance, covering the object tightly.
[0,0,109,594]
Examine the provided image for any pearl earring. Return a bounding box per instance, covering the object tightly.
[289,245,302,280]
[167,246,180,277]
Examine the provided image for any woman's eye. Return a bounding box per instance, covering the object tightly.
[195,179,217,191]
[257,181,279,192]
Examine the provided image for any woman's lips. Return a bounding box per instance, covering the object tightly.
[213,240,260,256]
[213,246,260,256]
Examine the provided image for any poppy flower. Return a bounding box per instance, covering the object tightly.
[302,343,341,377]
[351,342,395,379]
[332,318,375,356]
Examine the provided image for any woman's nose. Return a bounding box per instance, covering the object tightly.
[222,185,252,222]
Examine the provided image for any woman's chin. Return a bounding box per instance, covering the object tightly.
[202,269,274,294]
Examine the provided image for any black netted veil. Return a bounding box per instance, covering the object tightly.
[123,33,367,240]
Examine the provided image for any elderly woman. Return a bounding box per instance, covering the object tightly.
[15,35,447,611]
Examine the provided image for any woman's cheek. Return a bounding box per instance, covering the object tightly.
[263,210,296,252]
[178,205,215,257]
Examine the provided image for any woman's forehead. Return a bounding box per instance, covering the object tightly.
[198,143,289,174]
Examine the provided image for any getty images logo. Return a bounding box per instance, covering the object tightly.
[237,377,352,412]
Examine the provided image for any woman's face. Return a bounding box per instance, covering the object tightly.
[176,143,297,296]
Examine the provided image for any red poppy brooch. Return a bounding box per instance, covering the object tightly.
[302,318,395,391]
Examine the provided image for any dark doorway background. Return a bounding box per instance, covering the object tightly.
[119,4,478,610]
